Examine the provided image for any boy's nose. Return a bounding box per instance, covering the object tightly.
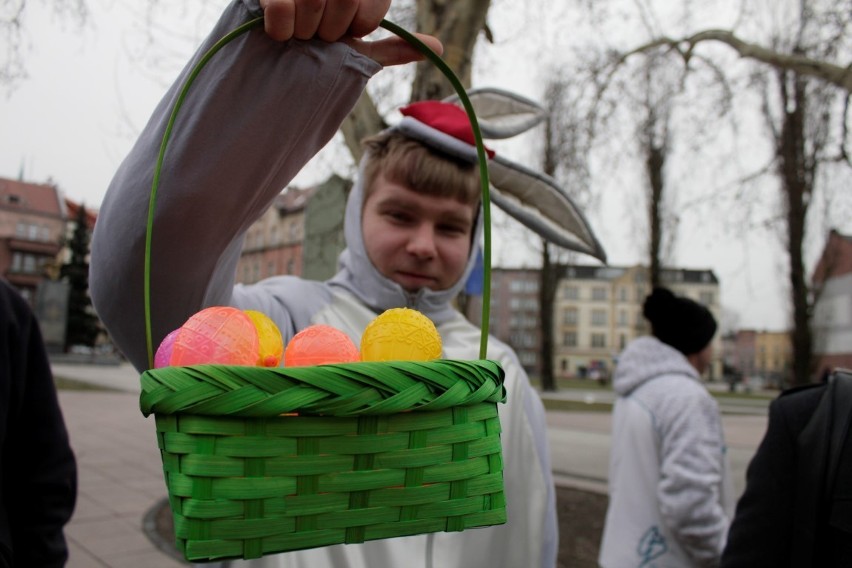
[407,224,437,259]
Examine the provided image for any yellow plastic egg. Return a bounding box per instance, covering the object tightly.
[360,308,442,362]
[244,310,284,367]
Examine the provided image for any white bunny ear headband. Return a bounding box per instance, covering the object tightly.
[391,88,606,262]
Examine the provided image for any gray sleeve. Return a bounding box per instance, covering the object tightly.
[89,0,381,372]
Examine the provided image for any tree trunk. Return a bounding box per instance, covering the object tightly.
[778,71,814,387]
[647,137,665,289]
[411,0,492,101]
[539,241,557,391]
[340,92,387,162]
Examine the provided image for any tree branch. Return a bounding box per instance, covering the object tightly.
[622,29,852,93]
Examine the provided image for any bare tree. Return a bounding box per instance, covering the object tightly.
[537,76,596,391]
[596,0,852,385]
[1,0,87,88]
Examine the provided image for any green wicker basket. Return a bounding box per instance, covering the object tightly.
[138,16,506,563]
[140,361,505,561]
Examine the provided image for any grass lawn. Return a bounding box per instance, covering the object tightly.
[53,376,121,392]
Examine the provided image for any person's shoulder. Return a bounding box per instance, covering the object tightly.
[770,382,827,422]
[776,382,826,403]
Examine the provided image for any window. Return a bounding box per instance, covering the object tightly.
[619,334,627,349]
[520,351,537,366]
[591,333,606,348]
[22,255,37,273]
[591,309,607,326]
[618,286,628,302]
[562,286,579,300]
[617,310,628,327]
[700,291,714,305]
[510,332,535,347]
[560,359,568,371]
[563,308,578,325]
[592,287,607,301]
[563,332,577,347]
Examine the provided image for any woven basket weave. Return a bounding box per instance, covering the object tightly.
[140,360,505,561]
[139,15,506,563]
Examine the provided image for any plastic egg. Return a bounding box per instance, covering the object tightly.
[170,306,259,366]
[154,328,180,368]
[244,310,284,367]
[284,324,360,367]
[360,308,442,362]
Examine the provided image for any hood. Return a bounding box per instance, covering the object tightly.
[327,153,483,324]
[612,336,701,396]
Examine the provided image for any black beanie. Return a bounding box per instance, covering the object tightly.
[642,287,717,355]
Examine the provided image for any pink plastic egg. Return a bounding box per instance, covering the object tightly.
[170,306,259,366]
[284,324,360,367]
[154,328,180,368]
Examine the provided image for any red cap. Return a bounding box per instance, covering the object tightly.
[399,101,495,158]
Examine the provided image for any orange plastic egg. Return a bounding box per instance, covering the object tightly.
[284,324,360,367]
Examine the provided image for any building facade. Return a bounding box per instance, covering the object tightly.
[811,229,852,372]
[236,185,317,284]
[730,329,792,389]
[0,178,66,303]
[237,175,352,285]
[489,264,722,381]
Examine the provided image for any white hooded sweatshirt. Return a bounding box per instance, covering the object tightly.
[599,336,734,568]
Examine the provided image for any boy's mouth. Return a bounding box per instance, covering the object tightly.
[395,271,437,289]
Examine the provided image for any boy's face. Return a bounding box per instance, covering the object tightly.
[361,174,477,292]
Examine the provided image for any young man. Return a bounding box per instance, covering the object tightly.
[598,287,733,568]
[89,1,557,567]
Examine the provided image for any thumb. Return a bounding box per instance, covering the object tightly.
[345,33,444,67]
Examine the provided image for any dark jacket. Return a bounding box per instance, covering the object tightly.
[721,372,852,567]
[0,280,77,566]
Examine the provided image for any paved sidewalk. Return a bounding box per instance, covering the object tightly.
[54,363,186,567]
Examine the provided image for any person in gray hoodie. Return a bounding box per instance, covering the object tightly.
[89,1,557,566]
[599,287,734,568]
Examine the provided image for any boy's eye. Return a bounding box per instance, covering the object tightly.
[438,223,469,236]
[386,210,413,223]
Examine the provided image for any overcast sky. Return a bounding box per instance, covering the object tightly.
[3,0,851,333]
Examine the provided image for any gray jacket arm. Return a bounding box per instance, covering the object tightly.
[90,0,380,371]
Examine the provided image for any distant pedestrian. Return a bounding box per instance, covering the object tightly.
[721,369,852,566]
[599,287,733,567]
[0,278,77,566]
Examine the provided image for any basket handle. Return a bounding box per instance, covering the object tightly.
[144,17,493,368]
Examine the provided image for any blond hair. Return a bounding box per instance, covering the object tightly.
[360,130,481,206]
